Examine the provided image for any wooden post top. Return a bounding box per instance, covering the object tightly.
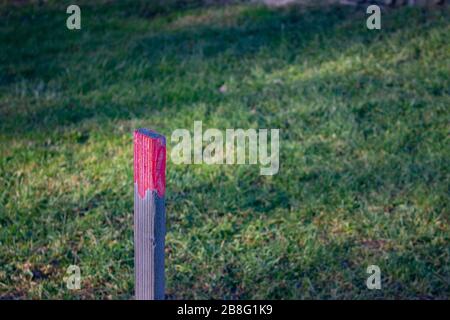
[133,129,166,199]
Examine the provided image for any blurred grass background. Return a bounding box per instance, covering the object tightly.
[0,0,449,299]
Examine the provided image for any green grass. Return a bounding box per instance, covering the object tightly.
[0,0,449,299]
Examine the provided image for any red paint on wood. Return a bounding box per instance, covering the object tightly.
[134,130,166,198]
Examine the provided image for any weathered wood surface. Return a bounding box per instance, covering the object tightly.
[134,129,166,300]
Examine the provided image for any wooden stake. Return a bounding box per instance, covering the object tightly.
[133,129,166,300]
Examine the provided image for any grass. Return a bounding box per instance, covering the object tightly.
[0,0,449,299]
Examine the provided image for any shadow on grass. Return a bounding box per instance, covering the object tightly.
[0,2,428,135]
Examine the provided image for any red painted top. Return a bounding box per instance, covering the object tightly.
[134,129,166,198]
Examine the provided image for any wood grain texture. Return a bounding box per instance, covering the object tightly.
[134,129,166,300]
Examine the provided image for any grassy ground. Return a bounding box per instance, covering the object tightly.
[0,0,449,299]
